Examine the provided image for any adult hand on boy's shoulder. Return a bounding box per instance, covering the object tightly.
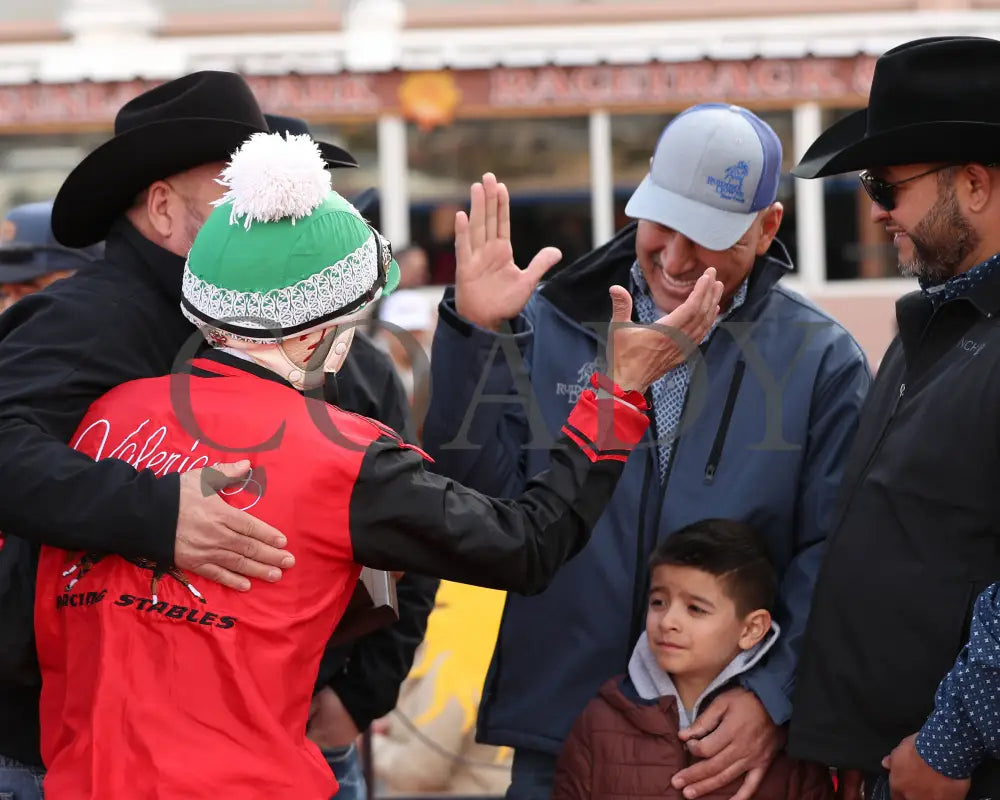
[671,687,783,799]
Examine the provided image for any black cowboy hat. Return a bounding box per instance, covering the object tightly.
[264,113,358,169]
[792,36,1000,179]
[52,71,270,247]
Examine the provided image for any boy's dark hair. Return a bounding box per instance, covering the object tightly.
[649,519,777,616]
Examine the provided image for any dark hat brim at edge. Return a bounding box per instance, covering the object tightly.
[791,109,867,179]
[792,110,1000,179]
[52,117,267,247]
[318,141,358,169]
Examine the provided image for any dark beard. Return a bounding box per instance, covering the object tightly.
[899,185,979,283]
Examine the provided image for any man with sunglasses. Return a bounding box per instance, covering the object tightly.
[0,201,101,313]
[790,36,1000,800]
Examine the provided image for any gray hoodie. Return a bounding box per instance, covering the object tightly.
[628,623,781,729]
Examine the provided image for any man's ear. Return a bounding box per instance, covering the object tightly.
[754,203,784,256]
[960,163,993,214]
[738,609,772,651]
[136,181,174,240]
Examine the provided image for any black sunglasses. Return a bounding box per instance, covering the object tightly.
[858,164,960,212]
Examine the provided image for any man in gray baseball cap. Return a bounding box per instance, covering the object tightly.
[421,102,870,799]
[623,103,785,313]
[0,201,101,313]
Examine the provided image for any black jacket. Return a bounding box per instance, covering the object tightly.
[789,275,1000,792]
[0,219,437,765]
[312,333,440,732]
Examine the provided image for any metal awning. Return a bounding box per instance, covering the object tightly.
[0,9,998,85]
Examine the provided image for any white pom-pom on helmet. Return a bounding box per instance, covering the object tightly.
[214,132,332,229]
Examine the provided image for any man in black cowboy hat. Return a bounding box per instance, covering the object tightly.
[0,72,317,792]
[264,112,441,800]
[790,36,1000,800]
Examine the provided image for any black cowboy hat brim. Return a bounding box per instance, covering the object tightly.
[263,112,358,169]
[792,109,867,179]
[319,141,358,169]
[793,112,1000,179]
[52,117,267,247]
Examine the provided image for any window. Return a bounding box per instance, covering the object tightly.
[406,116,591,284]
[610,112,673,232]
[306,120,379,215]
[819,107,896,279]
[0,132,110,219]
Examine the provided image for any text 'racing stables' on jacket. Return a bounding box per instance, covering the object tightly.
[423,223,872,755]
[33,132,656,800]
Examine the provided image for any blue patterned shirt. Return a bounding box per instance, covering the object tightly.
[920,251,1000,308]
[630,263,748,482]
[917,583,1000,777]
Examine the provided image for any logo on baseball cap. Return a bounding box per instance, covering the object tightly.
[624,103,782,251]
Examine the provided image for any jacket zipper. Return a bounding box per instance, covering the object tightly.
[828,379,907,538]
[703,360,746,484]
[627,450,657,653]
[856,380,906,481]
[627,348,702,651]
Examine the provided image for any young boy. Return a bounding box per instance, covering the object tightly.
[552,519,833,800]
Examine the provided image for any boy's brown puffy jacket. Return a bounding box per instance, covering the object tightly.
[552,678,834,800]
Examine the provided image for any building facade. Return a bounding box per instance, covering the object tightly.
[3,0,997,362]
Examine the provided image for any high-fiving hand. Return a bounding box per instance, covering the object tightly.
[607,270,723,395]
[452,170,723,391]
[454,172,563,330]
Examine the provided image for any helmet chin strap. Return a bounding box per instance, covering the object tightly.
[206,302,369,390]
[321,325,356,375]
[273,324,356,391]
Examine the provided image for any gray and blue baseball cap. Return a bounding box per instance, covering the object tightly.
[625,103,782,251]
[0,200,102,282]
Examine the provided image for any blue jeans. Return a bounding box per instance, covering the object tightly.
[323,743,366,800]
[505,749,557,800]
[0,755,44,800]
[865,772,890,800]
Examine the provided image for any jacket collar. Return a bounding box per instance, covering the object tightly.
[897,251,1000,333]
[894,258,1000,370]
[931,254,1000,318]
[967,271,1000,317]
[187,347,292,389]
[538,223,793,336]
[599,678,678,737]
[103,216,186,306]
